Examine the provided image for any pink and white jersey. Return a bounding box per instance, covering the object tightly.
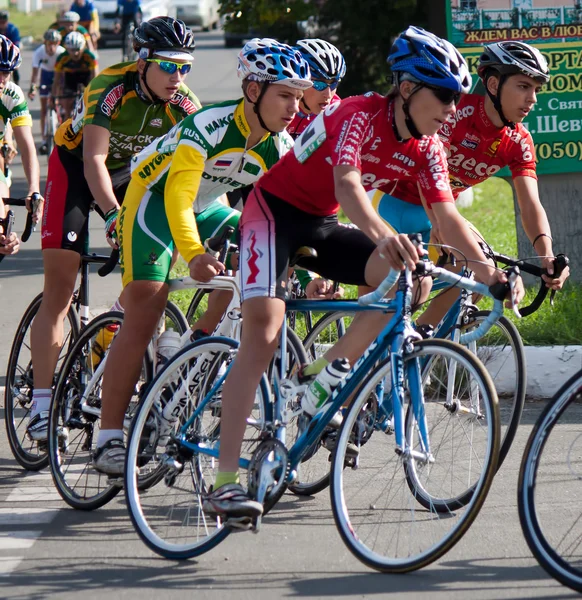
[395,93,537,203]
[259,92,453,216]
[286,93,341,138]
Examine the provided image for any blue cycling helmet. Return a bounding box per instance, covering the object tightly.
[0,35,21,71]
[295,39,346,80]
[238,38,312,90]
[388,26,471,93]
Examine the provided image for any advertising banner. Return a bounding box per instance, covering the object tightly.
[447,1,582,175]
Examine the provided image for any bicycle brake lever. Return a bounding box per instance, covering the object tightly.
[507,267,522,319]
[549,289,557,307]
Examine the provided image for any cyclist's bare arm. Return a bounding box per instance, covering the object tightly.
[514,174,569,288]
[83,124,119,214]
[29,67,40,99]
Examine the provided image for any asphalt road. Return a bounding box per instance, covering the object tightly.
[0,34,580,600]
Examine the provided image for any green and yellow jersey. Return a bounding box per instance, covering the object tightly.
[0,82,32,141]
[54,48,98,73]
[129,98,293,262]
[54,61,201,170]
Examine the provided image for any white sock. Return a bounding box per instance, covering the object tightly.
[31,389,52,418]
[110,298,124,313]
[97,429,124,449]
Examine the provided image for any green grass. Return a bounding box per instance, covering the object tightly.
[169,175,578,347]
[10,8,60,43]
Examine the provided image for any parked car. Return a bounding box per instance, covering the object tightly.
[94,0,177,46]
[176,0,220,31]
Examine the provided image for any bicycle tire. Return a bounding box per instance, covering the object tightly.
[125,336,271,559]
[331,338,499,573]
[5,292,80,471]
[453,310,526,470]
[48,311,154,510]
[164,299,189,335]
[518,370,582,593]
[302,310,353,362]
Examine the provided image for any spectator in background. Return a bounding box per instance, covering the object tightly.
[70,0,100,47]
[0,11,21,85]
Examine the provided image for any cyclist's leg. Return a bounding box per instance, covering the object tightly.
[191,201,240,333]
[205,188,292,517]
[29,147,89,437]
[96,183,172,474]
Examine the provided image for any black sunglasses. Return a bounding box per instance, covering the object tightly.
[427,86,461,105]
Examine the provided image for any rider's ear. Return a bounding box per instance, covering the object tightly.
[486,74,500,95]
[136,58,146,76]
[245,81,262,103]
[399,80,413,101]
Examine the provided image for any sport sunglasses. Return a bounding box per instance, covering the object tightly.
[312,78,341,92]
[426,85,461,105]
[147,58,192,76]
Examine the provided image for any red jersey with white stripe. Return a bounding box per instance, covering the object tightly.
[395,93,537,203]
[259,92,453,216]
[286,93,341,138]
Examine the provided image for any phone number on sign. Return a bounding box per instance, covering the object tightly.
[535,141,582,162]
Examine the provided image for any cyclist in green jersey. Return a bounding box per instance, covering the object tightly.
[27,17,200,442]
[92,38,313,476]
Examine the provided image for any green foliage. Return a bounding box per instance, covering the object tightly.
[219,0,316,43]
[9,8,58,42]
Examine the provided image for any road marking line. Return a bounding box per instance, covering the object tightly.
[0,531,42,550]
[5,488,61,503]
[0,509,59,525]
[0,557,23,577]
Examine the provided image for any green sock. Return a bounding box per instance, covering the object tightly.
[303,357,329,377]
[215,471,240,489]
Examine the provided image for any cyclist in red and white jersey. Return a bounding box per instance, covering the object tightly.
[202,26,516,520]
[286,39,345,139]
[370,40,569,327]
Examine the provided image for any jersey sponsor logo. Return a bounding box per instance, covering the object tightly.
[10,110,29,120]
[182,126,205,146]
[67,231,78,242]
[447,104,475,126]
[150,118,163,128]
[203,114,234,136]
[484,138,501,157]
[201,172,245,188]
[392,152,416,168]
[136,152,169,179]
[447,145,502,178]
[101,84,124,117]
[369,136,381,151]
[425,142,450,192]
[505,128,534,162]
[460,133,480,151]
[169,93,198,115]
[361,173,394,189]
[362,153,380,164]
[440,123,452,138]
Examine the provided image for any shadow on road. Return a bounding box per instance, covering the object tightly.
[0,247,44,278]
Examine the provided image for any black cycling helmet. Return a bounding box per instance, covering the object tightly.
[133,16,195,57]
[478,41,549,129]
[0,35,22,71]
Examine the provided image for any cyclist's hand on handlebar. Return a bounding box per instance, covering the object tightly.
[305,278,343,299]
[488,269,525,309]
[3,143,17,164]
[541,256,569,290]
[26,193,44,224]
[189,253,225,283]
[0,232,20,255]
[378,233,425,271]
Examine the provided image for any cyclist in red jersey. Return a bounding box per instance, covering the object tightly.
[286,39,345,139]
[370,40,569,328]
[201,26,518,521]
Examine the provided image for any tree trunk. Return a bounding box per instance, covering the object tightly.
[509,173,581,284]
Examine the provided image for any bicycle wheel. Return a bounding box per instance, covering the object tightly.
[302,310,353,362]
[185,287,211,325]
[331,338,499,573]
[48,311,153,510]
[163,299,189,335]
[286,310,354,497]
[454,310,525,470]
[125,337,271,559]
[5,293,80,470]
[518,370,582,593]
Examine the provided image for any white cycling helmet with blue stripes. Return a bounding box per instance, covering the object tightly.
[295,38,346,81]
[388,26,471,93]
[237,38,312,90]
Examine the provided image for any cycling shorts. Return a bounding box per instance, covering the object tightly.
[368,190,432,243]
[63,72,90,96]
[239,187,376,302]
[42,146,129,253]
[39,70,54,97]
[118,182,240,288]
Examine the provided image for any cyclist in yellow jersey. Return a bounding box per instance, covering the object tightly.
[93,38,313,476]
[52,31,98,118]
[27,17,200,443]
[50,11,95,53]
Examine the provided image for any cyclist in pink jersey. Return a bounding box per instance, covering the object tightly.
[201,26,521,521]
[370,40,569,328]
[286,39,344,139]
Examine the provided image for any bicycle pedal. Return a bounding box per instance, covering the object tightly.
[107,476,124,487]
[224,516,254,532]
